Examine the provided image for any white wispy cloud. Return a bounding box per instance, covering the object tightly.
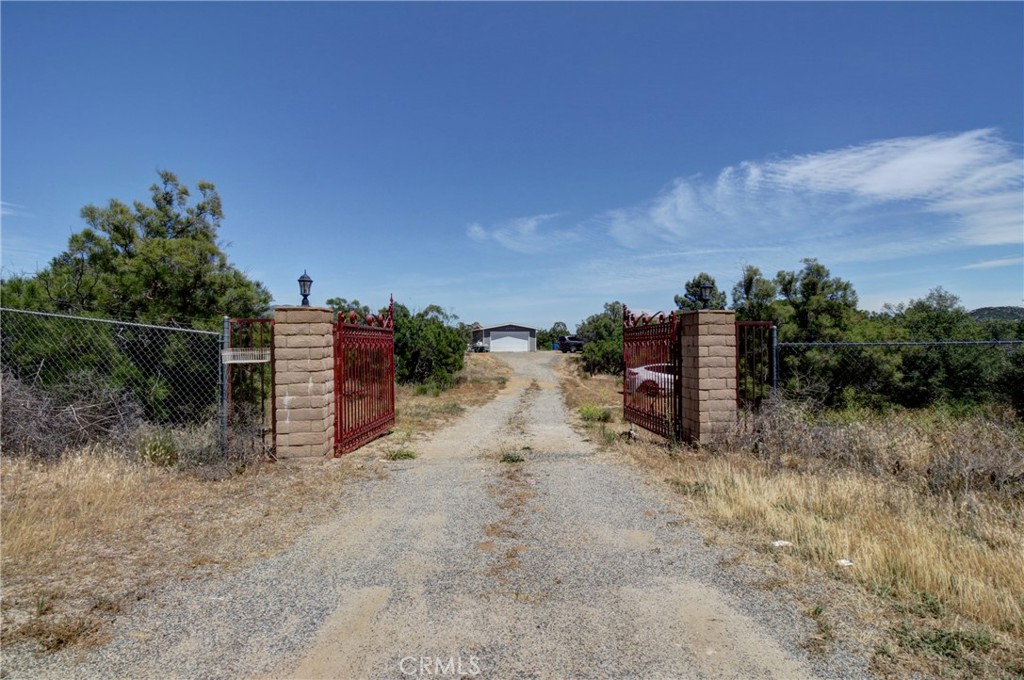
[465,213,580,254]
[466,223,488,242]
[958,256,1024,270]
[460,130,1022,322]
[1,201,30,218]
[0,234,62,274]
[763,129,1018,200]
[604,129,1023,261]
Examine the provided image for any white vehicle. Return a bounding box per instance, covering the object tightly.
[626,363,675,395]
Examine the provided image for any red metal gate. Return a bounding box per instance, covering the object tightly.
[623,306,682,441]
[333,299,396,455]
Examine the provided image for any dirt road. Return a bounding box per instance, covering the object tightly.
[284,352,827,679]
[8,353,868,679]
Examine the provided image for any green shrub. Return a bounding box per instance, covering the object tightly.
[579,404,612,423]
[393,303,465,389]
[576,301,625,376]
[580,339,624,375]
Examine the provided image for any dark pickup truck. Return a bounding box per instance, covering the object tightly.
[557,335,586,353]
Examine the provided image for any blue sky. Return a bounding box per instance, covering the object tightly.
[2,2,1022,330]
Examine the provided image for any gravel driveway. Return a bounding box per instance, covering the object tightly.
[4,353,871,679]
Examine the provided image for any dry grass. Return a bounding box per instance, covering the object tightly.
[742,400,1024,502]
[557,357,623,419]
[1,353,510,653]
[393,353,511,437]
[640,446,1024,677]
[1,450,356,650]
[554,355,1024,678]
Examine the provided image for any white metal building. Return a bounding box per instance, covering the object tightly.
[472,323,538,352]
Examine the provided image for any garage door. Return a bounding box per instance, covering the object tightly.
[490,331,529,352]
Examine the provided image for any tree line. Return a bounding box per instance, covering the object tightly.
[1,172,470,427]
[563,260,1023,414]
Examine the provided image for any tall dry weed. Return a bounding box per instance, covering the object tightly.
[739,398,1024,502]
[1,370,143,457]
[663,455,1023,632]
[698,402,1024,637]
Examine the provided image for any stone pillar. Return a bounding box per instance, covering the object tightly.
[272,306,335,461]
[680,310,737,444]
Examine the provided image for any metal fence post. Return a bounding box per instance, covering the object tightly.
[219,316,230,455]
[770,325,779,392]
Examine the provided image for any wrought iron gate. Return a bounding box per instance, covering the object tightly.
[221,318,275,459]
[736,321,775,412]
[623,307,682,441]
[333,299,396,455]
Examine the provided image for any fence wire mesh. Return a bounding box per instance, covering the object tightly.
[777,340,1024,409]
[1,307,223,456]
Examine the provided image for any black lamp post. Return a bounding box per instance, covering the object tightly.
[298,270,313,307]
[699,281,713,310]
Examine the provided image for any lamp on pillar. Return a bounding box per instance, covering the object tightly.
[298,270,313,307]
[699,280,713,310]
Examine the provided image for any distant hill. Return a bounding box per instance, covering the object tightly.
[970,306,1024,322]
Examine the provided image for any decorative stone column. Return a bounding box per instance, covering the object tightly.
[680,310,737,444]
[272,306,335,461]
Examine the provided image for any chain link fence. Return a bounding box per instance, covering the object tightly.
[1,308,225,458]
[777,340,1024,410]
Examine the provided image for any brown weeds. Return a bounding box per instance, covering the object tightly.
[555,356,623,421]
[741,399,1024,502]
[1,370,143,457]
